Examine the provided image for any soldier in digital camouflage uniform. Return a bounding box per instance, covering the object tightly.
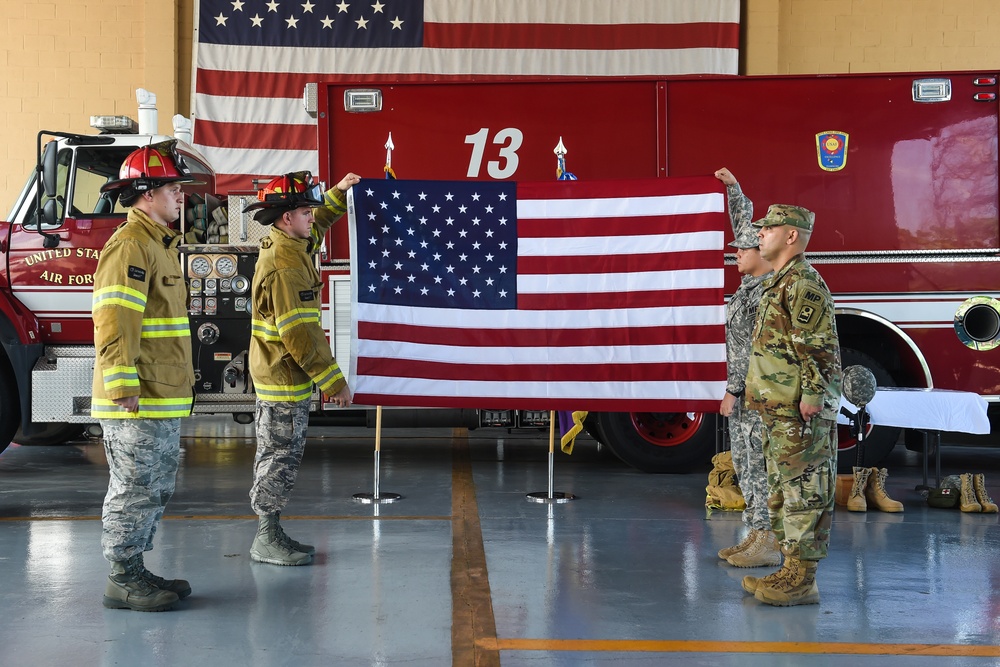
[92,142,199,612]
[244,171,359,566]
[713,169,779,569]
[740,204,842,607]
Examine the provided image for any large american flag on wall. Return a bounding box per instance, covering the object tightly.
[192,0,741,191]
[347,176,728,411]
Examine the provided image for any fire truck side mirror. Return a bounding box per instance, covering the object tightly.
[40,198,59,229]
[41,140,58,199]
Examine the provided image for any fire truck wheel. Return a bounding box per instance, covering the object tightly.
[836,348,901,473]
[0,363,19,454]
[13,422,85,447]
[594,411,717,473]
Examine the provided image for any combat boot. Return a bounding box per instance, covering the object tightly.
[865,467,904,512]
[718,529,759,560]
[754,558,820,606]
[741,557,791,595]
[250,514,313,566]
[273,512,316,555]
[103,555,179,612]
[136,553,192,599]
[960,473,982,513]
[847,466,871,512]
[727,530,782,568]
[973,474,998,513]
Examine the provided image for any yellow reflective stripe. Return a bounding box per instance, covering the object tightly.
[315,366,344,392]
[93,285,147,313]
[275,308,321,336]
[91,396,193,419]
[102,366,139,391]
[322,188,347,215]
[254,380,313,402]
[141,317,191,338]
[251,318,281,342]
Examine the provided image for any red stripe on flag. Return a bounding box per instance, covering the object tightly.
[357,322,725,348]
[196,120,316,151]
[517,214,723,239]
[351,394,723,412]
[357,359,728,383]
[518,251,721,275]
[517,289,723,310]
[216,173,253,193]
[195,69,638,98]
[424,22,739,51]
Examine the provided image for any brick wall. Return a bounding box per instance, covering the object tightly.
[1,0,998,209]
[745,0,1000,74]
[0,0,180,214]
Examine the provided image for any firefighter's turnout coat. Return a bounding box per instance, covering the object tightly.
[249,188,349,403]
[91,209,195,419]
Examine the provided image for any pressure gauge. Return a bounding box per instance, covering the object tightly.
[231,275,249,295]
[189,278,202,293]
[215,255,238,278]
[189,255,212,278]
[235,297,247,312]
[204,297,218,314]
[189,297,202,314]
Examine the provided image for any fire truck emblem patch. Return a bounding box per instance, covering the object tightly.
[127,265,146,282]
[816,131,849,171]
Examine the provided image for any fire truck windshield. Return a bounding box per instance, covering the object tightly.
[17,145,134,228]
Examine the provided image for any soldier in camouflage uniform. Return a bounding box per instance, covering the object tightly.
[244,171,359,566]
[741,204,842,607]
[713,169,779,569]
[92,142,199,612]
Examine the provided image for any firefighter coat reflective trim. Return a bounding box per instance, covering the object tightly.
[91,208,195,419]
[250,187,348,403]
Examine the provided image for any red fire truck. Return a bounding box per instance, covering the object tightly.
[1,72,998,473]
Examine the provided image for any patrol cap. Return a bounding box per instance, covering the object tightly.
[752,204,815,232]
[728,225,760,249]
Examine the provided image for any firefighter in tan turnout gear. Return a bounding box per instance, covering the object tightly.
[244,171,359,566]
[92,141,198,612]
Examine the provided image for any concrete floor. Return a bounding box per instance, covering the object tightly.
[1,417,999,666]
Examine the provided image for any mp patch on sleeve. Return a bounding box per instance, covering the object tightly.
[127,265,147,282]
[793,287,826,328]
[299,289,315,302]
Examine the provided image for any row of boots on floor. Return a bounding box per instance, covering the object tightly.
[843,467,997,513]
[103,513,311,612]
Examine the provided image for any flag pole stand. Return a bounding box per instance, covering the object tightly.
[354,405,402,504]
[527,410,576,504]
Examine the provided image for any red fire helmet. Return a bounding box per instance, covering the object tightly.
[100,140,197,198]
[243,171,324,214]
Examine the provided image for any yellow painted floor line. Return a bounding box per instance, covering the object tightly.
[486,638,1000,657]
[450,429,501,667]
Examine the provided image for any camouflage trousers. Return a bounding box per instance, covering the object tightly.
[728,400,771,531]
[250,398,310,516]
[100,418,181,562]
[761,415,837,561]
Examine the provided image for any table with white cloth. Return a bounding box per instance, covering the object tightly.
[839,388,991,489]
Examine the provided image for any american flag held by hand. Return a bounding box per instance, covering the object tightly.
[347,177,728,412]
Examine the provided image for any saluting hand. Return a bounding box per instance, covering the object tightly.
[336,173,362,192]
